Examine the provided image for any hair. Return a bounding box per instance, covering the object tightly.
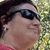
[0,0,38,38]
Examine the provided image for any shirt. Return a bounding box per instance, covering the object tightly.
[0,44,14,50]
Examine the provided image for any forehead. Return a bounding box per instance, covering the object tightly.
[18,3,38,13]
[20,3,37,11]
[8,3,38,14]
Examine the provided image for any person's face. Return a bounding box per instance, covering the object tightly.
[8,3,40,48]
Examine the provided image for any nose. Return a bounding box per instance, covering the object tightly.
[31,17,40,27]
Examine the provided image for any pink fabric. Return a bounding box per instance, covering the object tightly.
[0,44,14,50]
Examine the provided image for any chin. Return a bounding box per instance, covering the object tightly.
[26,42,35,49]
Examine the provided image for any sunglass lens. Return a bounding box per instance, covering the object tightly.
[21,10,33,20]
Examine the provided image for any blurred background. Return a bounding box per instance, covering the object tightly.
[32,0,50,50]
[0,0,50,50]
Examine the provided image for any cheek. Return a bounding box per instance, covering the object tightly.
[27,32,39,42]
[14,20,39,41]
[13,17,31,34]
[11,16,40,46]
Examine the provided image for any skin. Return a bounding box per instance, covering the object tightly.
[0,3,40,50]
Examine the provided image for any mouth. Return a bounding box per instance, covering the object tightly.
[29,28,39,34]
[29,28,38,31]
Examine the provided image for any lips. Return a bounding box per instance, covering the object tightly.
[29,27,39,31]
[29,28,39,34]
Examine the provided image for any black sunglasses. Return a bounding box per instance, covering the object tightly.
[7,9,40,21]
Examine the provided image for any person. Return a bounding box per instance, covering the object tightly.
[0,0,40,50]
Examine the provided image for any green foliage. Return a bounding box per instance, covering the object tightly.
[31,0,50,50]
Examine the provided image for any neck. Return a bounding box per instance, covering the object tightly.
[0,33,28,50]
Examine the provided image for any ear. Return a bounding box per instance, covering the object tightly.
[0,15,9,31]
[0,15,6,25]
